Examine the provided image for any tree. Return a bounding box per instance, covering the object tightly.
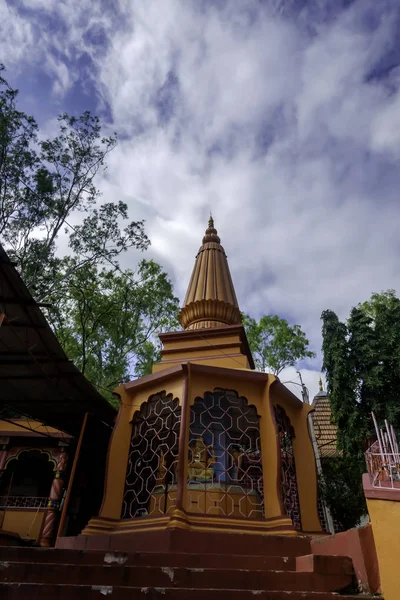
[321,290,400,528]
[0,66,180,403]
[47,260,179,407]
[0,64,149,301]
[243,314,315,375]
[318,455,367,531]
[322,290,400,456]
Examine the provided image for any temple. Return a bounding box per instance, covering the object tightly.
[62,217,322,549]
[2,220,390,598]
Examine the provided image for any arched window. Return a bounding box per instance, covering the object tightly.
[0,450,55,504]
[121,391,181,519]
[274,405,302,530]
[187,388,263,519]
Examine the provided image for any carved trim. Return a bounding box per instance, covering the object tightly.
[4,447,58,470]
[179,299,242,330]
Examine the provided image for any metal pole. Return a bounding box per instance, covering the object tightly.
[371,412,385,463]
[385,420,396,457]
[391,425,400,461]
[56,412,88,539]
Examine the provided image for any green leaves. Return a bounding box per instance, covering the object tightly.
[0,69,131,297]
[321,291,400,528]
[243,313,315,374]
[318,455,367,531]
[68,201,149,266]
[322,291,400,456]
[0,66,147,297]
[0,66,180,406]
[0,65,39,240]
[46,260,180,408]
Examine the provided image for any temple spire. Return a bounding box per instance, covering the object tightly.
[178,218,242,330]
[319,377,323,392]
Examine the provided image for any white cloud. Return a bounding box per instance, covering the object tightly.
[3,0,400,386]
[0,3,34,67]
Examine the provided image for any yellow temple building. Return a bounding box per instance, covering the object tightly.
[64,217,322,549]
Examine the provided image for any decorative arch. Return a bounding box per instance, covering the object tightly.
[121,390,181,519]
[4,448,57,470]
[0,449,56,502]
[273,404,302,530]
[187,388,264,519]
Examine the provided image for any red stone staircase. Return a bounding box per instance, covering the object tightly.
[0,534,383,599]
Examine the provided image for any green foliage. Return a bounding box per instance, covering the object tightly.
[0,66,179,404]
[134,341,163,379]
[243,314,315,374]
[319,456,367,531]
[47,260,179,408]
[322,290,400,456]
[0,65,149,301]
[321,290,400,528]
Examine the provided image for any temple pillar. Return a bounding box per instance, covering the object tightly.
[39,448,68,547]
[291,404,321,532]
[175,365,190,513]
[259,378,286,522]
[0,440,9,529]
[98,387,135,520]
[0,439,9,472]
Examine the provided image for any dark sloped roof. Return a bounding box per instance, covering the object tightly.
[311,392,338,458]
[0,245,116,437]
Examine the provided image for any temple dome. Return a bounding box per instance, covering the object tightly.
[178,217,242,330]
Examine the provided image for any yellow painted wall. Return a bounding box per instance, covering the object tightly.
[289,405,321,532]
[0,509,45,542]
[99,375,185,520]
[160,333,242,351]
[270,382,322,533]
[260,378,284,521]
[154,353,249,372]
[366,498,400,600]
[154,330,251,372]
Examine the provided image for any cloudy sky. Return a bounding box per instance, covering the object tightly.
[2,0,400,400]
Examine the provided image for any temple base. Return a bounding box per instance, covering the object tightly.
[56,516,303,557]
[56,509,297,553]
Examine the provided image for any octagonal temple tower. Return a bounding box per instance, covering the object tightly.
[67,218,322,549]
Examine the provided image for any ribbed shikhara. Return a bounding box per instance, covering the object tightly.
[179,217,242,330]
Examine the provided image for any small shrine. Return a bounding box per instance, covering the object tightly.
[65,218,322,548]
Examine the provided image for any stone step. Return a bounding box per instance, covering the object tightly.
[0,562,354,593]
[60,530,313,557]
[0,583,382,600]
[296,554,353,575]
[0,548,353,577]
[0,547,297,570]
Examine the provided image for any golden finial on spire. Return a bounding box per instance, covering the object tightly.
[203,213,219,244]
[319,377,323,392]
